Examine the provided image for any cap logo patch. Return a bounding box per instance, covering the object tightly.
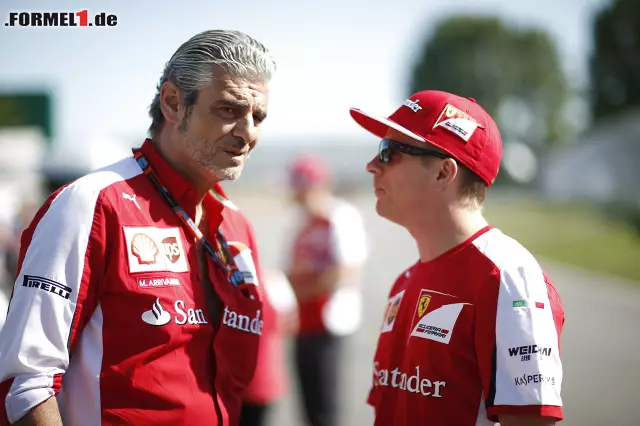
[403,99,423,113]
[433,103,482,142]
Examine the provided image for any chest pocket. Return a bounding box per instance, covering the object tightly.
[226,241,260,286]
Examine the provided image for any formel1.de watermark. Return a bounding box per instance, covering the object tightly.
[5,10,117,27]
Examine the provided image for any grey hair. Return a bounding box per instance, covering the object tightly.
[148,29,277,136]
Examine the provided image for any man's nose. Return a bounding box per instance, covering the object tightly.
[232,114,259,145]
[366,155,382,175]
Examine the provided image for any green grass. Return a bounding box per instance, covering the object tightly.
[484,199,640,283]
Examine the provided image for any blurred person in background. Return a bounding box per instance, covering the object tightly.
[240,267,298,426]
[284,154,368,426]
[0,30,276,426]
[350,90,564,426]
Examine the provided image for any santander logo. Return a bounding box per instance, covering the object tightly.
[222,306,263,335]
[141,298,172,326]
[141,298,208,326]
[373,362,446,398]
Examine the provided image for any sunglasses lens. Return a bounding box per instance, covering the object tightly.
[379,140,392,163]
[379,149,391,163]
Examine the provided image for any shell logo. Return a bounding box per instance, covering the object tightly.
[131,233,159,265]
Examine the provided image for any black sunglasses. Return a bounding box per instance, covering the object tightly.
[378,139,450,164]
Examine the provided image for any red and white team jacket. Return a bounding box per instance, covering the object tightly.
[370,226,564,426]
[0,139,264,426]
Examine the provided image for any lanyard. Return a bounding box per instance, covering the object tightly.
[133,149,246,290]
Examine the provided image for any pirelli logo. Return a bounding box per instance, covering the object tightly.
[22,275,72,299]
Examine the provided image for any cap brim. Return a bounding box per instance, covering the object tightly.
[349,107,426,143]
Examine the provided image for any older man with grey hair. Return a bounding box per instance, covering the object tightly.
[0,30,276,426]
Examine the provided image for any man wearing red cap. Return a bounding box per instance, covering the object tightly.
[284,153,368,426]
[350,91,564,426]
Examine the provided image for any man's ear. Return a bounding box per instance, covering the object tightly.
[160,81,181,125]
[436,158,459,188]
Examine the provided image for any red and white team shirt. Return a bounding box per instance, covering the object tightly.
[370,226,564,426]
[287,198,367,336]
[0,140,264,426]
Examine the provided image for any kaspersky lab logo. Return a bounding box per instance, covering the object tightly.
[5,10,117,27]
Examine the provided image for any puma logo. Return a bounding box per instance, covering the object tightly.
[122,192,141,210]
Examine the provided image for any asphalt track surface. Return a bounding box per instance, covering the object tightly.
[231,191,640,426]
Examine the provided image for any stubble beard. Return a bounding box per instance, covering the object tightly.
[180,118,245,182]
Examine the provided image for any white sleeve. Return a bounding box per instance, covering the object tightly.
[490,266,564,411]
[328,203,368,267]
[0,182,107,424]
[262,269,297,314]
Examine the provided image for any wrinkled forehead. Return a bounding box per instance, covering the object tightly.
[200,73,269,110]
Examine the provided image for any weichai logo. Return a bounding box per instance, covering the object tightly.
[5,10,118,27]
[508,345,552,362]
